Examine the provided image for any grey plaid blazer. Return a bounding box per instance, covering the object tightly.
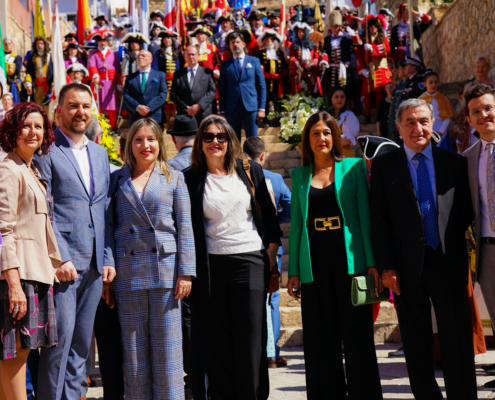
[109,166,196,291]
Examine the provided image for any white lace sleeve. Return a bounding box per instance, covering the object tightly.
[340,111,361,143]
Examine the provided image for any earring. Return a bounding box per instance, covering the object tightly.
[37,149,42,155]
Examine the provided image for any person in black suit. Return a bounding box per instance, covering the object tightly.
[170,45,217,126]
[122,49,168,126]
[370,98,476,400]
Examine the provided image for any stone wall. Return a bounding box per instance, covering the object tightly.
[422,0,495,83]
[7,15,31,60]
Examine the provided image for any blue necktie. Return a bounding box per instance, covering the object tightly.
[235,57,242,75]
[413,153,440,249]
[486,143,495,232]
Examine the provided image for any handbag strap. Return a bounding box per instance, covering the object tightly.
[243,159,256,196]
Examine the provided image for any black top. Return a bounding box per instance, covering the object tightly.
[377,98,391,138]
[307,183,347,280]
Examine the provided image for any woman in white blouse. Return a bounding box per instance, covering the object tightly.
[327,86,360,157]
[183,115,282,400]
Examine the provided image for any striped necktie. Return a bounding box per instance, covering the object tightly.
[486,143,495,232]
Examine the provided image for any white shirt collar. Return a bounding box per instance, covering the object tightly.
[60,128,89,150]
[234,53,245,60]
[139,66,152,74]
[404,142,433,162]
[98,46,109,56]
[187,64,199,73]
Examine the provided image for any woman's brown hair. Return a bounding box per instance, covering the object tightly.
[190,115,243,174]
[301,111,344,166]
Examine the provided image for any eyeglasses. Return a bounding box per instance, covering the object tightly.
[202,132,229,144]
[470,105,495,119]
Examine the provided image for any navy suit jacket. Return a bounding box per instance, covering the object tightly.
[263,169,291,256]
[33,128,115,273]
[218,54,266,113]
[123,69,168,125]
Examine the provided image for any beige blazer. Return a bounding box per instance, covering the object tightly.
[0,152,62,285]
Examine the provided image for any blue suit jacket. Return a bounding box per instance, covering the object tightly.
[168,146,192,171]
[218,54,266,113]
[263,169,291,256]
[33,128,115,273]
[109,166,196,291]
[123,69,168,125]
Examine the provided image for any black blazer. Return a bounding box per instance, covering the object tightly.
[170,66,217,124]
[183,159,282,303]
[123,69,168,125]
[370,146,473,289]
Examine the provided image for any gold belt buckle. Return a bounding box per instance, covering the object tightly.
[314,217,341,231]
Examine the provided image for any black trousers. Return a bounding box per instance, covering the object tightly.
[200,250,270,400]
[94,297,125,400]
[394,255,477,400]
[301,267,383,400]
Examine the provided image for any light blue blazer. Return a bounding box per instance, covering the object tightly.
[109,166,196,291]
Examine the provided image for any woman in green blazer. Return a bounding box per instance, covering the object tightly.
[287,112,383,400]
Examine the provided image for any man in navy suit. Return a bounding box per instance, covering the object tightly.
[243,137,291,368]
[219,31,267,139]
[123,49,168,126]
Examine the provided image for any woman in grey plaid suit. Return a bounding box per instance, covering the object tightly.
[109,118,196,399]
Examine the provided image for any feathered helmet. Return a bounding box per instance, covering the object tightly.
[257,29,282,46]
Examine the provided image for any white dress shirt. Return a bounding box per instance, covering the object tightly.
[479,138,495,237]
[187,64,199,84]
[60,129,94,198]
[234,54,244,69]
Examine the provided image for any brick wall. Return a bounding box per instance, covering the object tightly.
[421,0,495,83]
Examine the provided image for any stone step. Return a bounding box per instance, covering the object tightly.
[278,327,303,348]
[279,288,301,308]
[280,306,302,328]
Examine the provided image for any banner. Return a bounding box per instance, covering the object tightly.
[77,0,92,44]
[33,0,46,38]
[140,0,150,44]
[164,0,176,29]
[49,1,67,120]
[0,18,7,97]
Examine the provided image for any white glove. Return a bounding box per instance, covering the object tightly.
[213,70,220,78]
[319,61,329,70]
[346,26,356,36]
[364,44,373,52]
[358,69,370,78]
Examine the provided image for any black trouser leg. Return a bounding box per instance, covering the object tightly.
[202,251,269,400]
[93,298,125,400]
[182,296,192,377]
[190,301,208,400]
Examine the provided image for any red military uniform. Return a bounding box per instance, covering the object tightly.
[197,42,221,71]
[356,16,392,117]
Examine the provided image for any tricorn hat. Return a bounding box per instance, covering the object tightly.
[167,114,198,136]
[190,27,212,37]
[248,10,267,21]
[357,136,400,160]
[216,13,234,25]
[121,32,150,45]
[66,62,89,76]
[150,10,165,19]
[88,30,115,42]
[64,32,77,41]
[94,14,108,22]
[257,29,282,46]
[268,10,280,18]
[158,30,179,38]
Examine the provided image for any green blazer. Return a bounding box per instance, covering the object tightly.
[288,158,375,283]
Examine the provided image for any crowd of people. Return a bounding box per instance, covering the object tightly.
[1,3,495,400]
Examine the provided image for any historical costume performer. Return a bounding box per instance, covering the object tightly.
[356,15,392,123]
[3,38,22,95]
[121,32,149,80]
[248,10,267,40]
[63,43,86,69]
[87,31,122,128]
[24,36,53,109]
[210,14,235,61]
[190,27,221,74]
[391,2,431,61]
[319,11,353,97]
[151,30,184,124]
[257,29,287,113]
[94,14,111,31]
[288,22,320,95]
[111,16,132,59]
[149,21,166,55]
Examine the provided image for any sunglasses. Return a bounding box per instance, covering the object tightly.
[202,132,229,144]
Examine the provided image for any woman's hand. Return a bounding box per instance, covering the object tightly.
[175,276,192,300]
[4,269,27,320]
[367,266,383,293]
[266,243,279,269]
[287,275,301,300]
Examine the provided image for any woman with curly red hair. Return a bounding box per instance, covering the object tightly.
[0,103,62,399]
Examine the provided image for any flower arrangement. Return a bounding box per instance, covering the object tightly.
[269,93,325,148]
[93,111,122,167]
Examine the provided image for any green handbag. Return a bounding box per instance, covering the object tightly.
[351,275,389,306]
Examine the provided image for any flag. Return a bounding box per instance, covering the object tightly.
[49,1,66,120]
[77,0,92,44]
[0,19,7,96]
[164,0,176,29]
[129,0,139,32]
[176,0,186,46]
[314,2,323,33]
[215,0,225,20]
[33,0,46,37]
[140,0,150,44]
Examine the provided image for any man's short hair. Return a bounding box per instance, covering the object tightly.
[226,31,245,45]
[243,137,266,160]
[396,98,434,125]
[174,135,195,148]
[59,83,93,106]
[464,84,495,112]
[85,115,100,142]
